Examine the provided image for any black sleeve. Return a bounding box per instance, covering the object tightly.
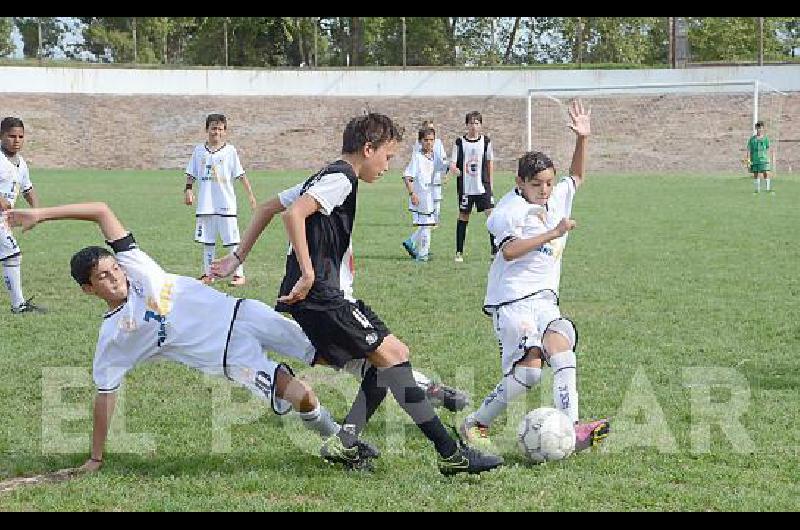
[106,233,138,254]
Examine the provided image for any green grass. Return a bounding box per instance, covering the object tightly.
[1,169,799,511]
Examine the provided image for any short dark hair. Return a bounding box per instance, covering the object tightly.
[1,117,24,133]
[341,113,402,154]
[465,111,482,125]
[755,121,765,128]
[70,246,114,286]
[518,151,555,181]
[206,114,227,129]
[418,127,436,141]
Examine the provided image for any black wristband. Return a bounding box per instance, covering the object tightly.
[90,457,103,463]
[185,184,193,191]
[232,251,243,264]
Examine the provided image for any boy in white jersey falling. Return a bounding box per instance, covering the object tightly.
[184,114,257,286]
[7,202,378,473]
[401,127,449,262]
[0,117,45,314]
[460,100,610,454]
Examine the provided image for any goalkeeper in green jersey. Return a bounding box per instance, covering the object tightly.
[746,121,775,194]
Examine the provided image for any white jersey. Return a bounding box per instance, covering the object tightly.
[0,153,32,208]
[451,135,493,195]
[185,143,245,216]
[404,150,448,216]
[413,138,448,187]
[94,234,240,393]
[484,177,577,310]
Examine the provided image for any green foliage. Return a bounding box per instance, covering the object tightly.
[0,17,13,57]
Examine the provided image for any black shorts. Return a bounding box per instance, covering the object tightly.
[458,192,495,213]
[289,300,391,369]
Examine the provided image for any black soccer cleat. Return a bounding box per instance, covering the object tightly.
[353,438,381,459]
[320,435,375,472]
[11,298,47,315]
[438,442,504,476]
[426,383,469,412]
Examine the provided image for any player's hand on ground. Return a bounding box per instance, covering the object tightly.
[410,193,419,207]
[79,458,103,473]
[6,208,42,232]
[277,274,314,305]
[568,99,591,138]
[554,217,576,237]
[184,189,194,206]
[211,254,238,279]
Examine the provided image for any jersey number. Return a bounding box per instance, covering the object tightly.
[144,310,167,347]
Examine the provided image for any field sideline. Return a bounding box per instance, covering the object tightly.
[1,169,798,511]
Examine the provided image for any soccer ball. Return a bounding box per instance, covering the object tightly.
[517,407,576,463]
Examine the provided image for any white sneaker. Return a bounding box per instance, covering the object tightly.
[454,252,464,263]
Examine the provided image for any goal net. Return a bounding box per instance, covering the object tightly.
[526,80,787,174]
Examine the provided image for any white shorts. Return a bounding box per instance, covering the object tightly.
[195,215,241,246]
[409,188,437,226]
[0,222,21,261]
[223,299,316,414]
[489,291,575,376]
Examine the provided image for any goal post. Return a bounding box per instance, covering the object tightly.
[526,80,787,174]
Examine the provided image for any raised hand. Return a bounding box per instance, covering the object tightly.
[568,99,591,138]
[554,217,577,237]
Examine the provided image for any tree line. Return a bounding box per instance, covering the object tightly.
[2,17,798,67]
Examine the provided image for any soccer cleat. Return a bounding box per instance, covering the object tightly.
[11,298,47,315]
[402,238,418,259]
[458,414,499,454]
[438,441,504,476]
[574,419,610,452]
[454,252,464,263]
[229,275,246,287]
[320,435,374,472]
[198,274,215,285]
[426,383,469,412]
[353,438,381,459]
[415,254,430,263]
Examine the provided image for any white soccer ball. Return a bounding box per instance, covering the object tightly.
[517,407,576,463]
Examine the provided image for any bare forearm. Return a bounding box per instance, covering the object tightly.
[501,230,560,261]
[282,209,314,277]
[240,175,256,200]
[237,197,284,260]
[570,136,588,186]
[91,392,116,460]
[34,203,127,241]
[23,189,40,208]
[403,177,414,195]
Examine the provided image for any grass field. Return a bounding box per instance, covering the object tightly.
[1,169,798,511]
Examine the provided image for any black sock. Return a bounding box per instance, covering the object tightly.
[488,231,498,255]
[456,220,468,254]
[339,364,388,447]
[379,361,458,458]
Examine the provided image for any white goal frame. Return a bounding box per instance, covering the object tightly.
[526,80,787,152]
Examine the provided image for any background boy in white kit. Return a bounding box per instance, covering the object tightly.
[0,117,45,314]
[416,120,448,225]
[184,113,257,286]
[401,127,449,262]
[7,201,378,473]
[460,100,610,454]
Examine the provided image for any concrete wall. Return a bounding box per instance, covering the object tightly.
[0,66,797,173]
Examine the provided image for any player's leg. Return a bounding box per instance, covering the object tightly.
[221,216,245,285]
[195,215,216,284]
[455,195,471,262]
[403,223,421,259]
[540,317,609,452]
[478,192,497,257]
[1,230,43,313]
[764,170,773,192]
[462,301,542,448]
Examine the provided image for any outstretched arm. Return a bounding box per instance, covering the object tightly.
[211,196,285,278]
[568,99,591,189]
[7,202,127,242]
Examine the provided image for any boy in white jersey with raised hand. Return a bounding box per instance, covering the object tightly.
[0,117,45,314]
[7,202,379,473]
[401,126,449,262]
[185,113,257,286]
[461,100,610,454]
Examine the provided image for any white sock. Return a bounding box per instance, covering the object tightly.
[473,366,541,427]
[754,179,761,192]
[766,179,771,191]
[411,227,424,248]
[226,245,244,277]
[417,226,431,258]
[203,244,215,276]
[297,403,341,437]
[3,257,25,308]
[549,351,579,423]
